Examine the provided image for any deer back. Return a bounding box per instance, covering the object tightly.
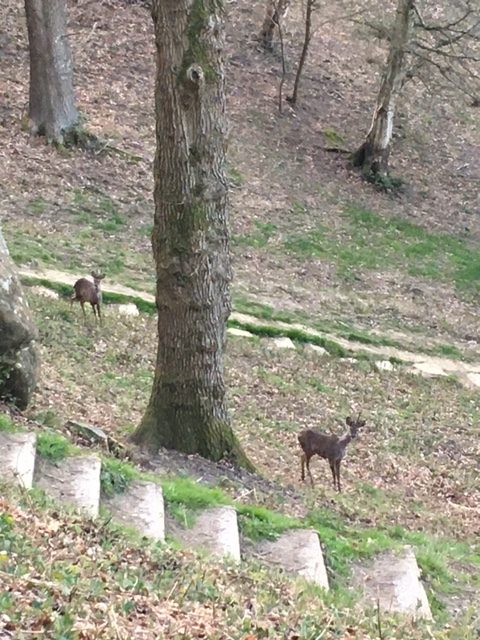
[298,428,340,459]
[73,278,99,304]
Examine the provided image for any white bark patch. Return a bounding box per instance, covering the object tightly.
[0,431,37,489]
[103,480,165,541]
[34,454,101,518]
[255,529,329,589]
[381,108,394,150]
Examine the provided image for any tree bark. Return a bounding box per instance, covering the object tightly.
[352,0,414,176]
[132,0,252,470]
[24,0,79,144]
[260,0,290,50]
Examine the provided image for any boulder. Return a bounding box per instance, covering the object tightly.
[0,230,39,409]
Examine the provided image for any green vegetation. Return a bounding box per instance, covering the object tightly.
[229,318,350,357]
[233,221,278,249]
[100,458,140,497]
[236,505,301,541]
[36,432,76,462]
[0,413,18,433]
[284,204,480,294]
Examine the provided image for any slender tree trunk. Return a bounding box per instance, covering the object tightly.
[260,0,290,51]
[132,0,252,470]
[288,0,315,106]
[24,0,78,144]
[352,0,414,176]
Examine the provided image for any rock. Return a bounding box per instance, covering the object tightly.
[272,336,296,350]
[114,303,139,317]
[307,344,328,356]
[466,372,480,388]
[411,362,447,377]
[255,529,329,589]
[104,480,165,541]
[178,506,240,562]
[66,420,108,445]
[34,454,101,518]
[227,327,254,338]
[0,431,36,488]
[375,360,394,372]
[353,545,432,620]
[29,285,59,300]
[0,229,40,409]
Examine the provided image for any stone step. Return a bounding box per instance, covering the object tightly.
[353,545,432,620]
[253,529,329,590]
[103,479,165,541]
[34,454,101,518]
[174,506,241,563]
[0,431,36,489]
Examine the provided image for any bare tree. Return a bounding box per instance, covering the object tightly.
[353,0,479,178]
[24,0,79,144]
[287,0,316,106]
[132,0,252,469]
[352,0,415,177]
[260,0,291,50]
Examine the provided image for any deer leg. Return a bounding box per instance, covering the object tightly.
[306,456,314,487]
[301,453,306,482]
[335,460,342,492]
[329,460,336,489]
[97,304,102,325]
[80,301,86,318]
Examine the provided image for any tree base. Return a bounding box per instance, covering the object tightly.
[132,405,255,472]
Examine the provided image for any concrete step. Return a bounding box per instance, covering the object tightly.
[34,453,101,518]
[103,479,165,541]
[0,431,36,489]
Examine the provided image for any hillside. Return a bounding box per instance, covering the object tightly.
[1,0,480,638]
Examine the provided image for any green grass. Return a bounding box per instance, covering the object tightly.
[0,413,18,433]
[284,204,480,294]
[36,432,76,462]
[100,458,140,497]
[228,318,350,357]
[232,221,278,248]
[236,505,301,541]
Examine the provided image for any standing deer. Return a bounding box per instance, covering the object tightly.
[298,414,365,491]
[71,271,105,323]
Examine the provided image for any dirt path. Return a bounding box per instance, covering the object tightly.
[20,266,480,389]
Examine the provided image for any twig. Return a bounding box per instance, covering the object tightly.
[376,598,384,640]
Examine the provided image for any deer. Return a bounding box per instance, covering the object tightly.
[71,271,105,323]
[298,414,365,492]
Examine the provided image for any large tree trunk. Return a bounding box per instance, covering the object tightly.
[132,0,251,469]
[24,0,79,144]
[260,0,290,50]
[352,0,414,176]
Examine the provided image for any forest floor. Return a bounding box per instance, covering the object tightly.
[1,0,480,637]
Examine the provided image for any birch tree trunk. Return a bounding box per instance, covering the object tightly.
[352,0,414,176]
[24,0,78,144]
[133,0,251,469]
[260,0,290,50]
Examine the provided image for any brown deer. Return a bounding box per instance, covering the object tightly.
[71,271,105,323]
[298,414,365,491]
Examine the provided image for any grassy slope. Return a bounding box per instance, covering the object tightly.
[0,0,479,636]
